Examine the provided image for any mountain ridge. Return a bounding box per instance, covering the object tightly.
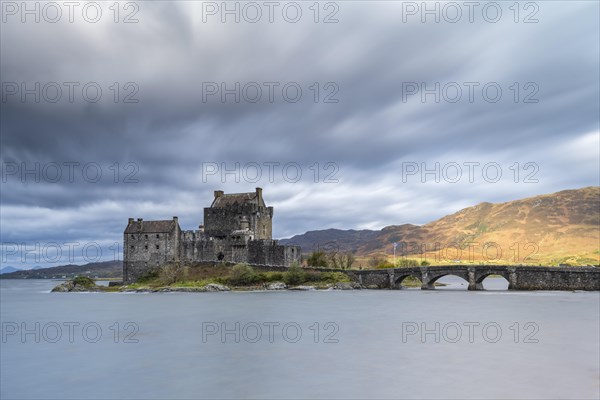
[0,261,122,279]
[280,186,600,266]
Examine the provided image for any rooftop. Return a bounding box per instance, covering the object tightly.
[124,218,178,234]
[210,188,266,208]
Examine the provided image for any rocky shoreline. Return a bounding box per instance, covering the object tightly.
[51,279,367,293]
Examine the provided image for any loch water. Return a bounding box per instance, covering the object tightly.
[1,278,599,399]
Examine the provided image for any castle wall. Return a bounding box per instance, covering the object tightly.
[179,230,216,262]
[177,232,296,266]
[123,226,180,282]
[248,240,301,267]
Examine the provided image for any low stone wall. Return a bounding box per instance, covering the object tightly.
[346,270,389,288]
[510,266,600,290]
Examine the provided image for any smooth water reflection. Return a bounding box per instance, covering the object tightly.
[1,279,598,399]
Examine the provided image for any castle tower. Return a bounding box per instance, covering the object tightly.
[204,187,272,240]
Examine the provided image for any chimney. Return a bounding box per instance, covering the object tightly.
[137,218,143,230]
[256,187,263,203]
[128,218,134,224]
[214,190,224,199]
[173,216,178,222]
[199,224,204,232]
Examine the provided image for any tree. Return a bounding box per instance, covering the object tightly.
[328,251,355,269]
[368,256,387,268]
[307,251,329,268]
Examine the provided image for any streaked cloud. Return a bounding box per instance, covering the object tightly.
[1,1,598,267]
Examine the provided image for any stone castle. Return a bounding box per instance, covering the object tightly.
[123,188,301,282]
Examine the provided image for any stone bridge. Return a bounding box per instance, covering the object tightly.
[348,265,600,291]
[176,261,599,291]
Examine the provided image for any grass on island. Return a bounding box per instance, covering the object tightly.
[114,263,352,291]
[72,276,96,287]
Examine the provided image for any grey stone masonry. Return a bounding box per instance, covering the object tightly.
[123,188,301,282]
[348,265,600,291]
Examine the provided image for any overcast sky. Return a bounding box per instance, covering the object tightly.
[1,1,599,267]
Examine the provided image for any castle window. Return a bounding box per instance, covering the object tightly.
[145,234,148,239]
[156,245,159,250]
[144,245,148,250]
[130,245,134,250]
[131,235,135,239]
[156,234,160,238]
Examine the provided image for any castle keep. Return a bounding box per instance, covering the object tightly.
[123,188,301,282]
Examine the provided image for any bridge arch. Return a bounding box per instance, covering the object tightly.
[394,273,423,289]
[476,271,510,290]
[426,272,470,290]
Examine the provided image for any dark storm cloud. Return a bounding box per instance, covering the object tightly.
[1,1,598,266]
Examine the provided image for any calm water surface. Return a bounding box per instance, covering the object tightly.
[1,278,599,399]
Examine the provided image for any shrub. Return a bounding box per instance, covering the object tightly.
[420,260,430,266]
[307,251,329,268]
[266,271,284,282]
[138,269,160,283]
[228,263,257,285]
[320,271,351,283]
[375,261,395,269]
[254,272,267,282]
[73,276,95,287]
[159,263,187,285]
[304,270,322,283]
[284,264,306,285]
[397,258,419,267]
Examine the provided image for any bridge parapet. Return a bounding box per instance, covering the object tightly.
[351,265,599,291]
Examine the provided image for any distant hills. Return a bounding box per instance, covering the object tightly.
[281,187,600,266]
[0,261,122,279]
[2,187,598,276]
[1,266,47,274]
[0,266,21,274]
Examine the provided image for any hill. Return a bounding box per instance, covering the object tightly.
[0,261,122,279]
[280,187,600,266]
[0,266,21,275]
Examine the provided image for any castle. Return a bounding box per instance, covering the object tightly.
[123,188,301,282]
